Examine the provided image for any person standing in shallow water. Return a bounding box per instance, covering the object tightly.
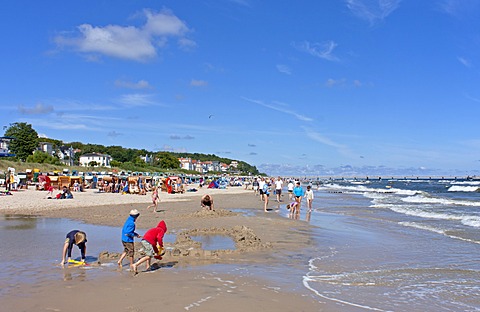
[262,181,270,212]
[118,209,141,269]
[293,182,304,215]
[305,185,314,211]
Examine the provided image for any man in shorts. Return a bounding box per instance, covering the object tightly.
[118,209,142,269]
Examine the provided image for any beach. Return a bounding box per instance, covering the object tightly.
[2,179,480,311]
[0,186,331,311]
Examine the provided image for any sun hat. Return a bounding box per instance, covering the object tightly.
[74,231,86,244]
[129,209,140,216]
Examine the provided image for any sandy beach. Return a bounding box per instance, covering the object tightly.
[0,186,333,311]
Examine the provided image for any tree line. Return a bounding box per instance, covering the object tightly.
[3,122,261,175]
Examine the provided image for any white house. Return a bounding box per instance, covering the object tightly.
[0,136,14,157]
[79,153,112,168]
[38,142,54,155]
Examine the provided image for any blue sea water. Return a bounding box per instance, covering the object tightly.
[296,178,480,311]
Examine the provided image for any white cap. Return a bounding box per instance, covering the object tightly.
[129,209,140,216]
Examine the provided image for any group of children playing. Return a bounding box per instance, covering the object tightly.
[61,192,215,274]
[61,209,167,275]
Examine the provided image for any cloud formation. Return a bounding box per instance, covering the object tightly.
[243,97,313,122]
[293,40,339,61]
[119,93,161,107]
[54,9,194,62]
[345,0,401,24]
[190,79,208,87]
[170,134,195,140]
[276,64,292,75]
[115,79,153,89]
[18,103,54,115]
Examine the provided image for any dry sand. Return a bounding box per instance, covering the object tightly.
[0,186,335,311]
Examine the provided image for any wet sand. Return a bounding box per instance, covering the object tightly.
[0,187,333,311]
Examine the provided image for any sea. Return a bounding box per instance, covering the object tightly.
[1,178,479,311]
[294,178,480,311]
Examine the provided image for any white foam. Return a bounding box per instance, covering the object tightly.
[399,222,480,244]
[447,185,480,192]
[401,194,480,207]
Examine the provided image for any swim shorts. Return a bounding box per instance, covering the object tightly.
[141,240,155,257]
[122,241,135,257]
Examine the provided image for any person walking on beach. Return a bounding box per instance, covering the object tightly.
[61,230,87,266]
[274,177,283,202]
[201,194,215,210]
[258,177,266,201]
[118,209,142,269]
[147,186,160,212]
[132,220,167,275]
[262,182,270,212]
[293,182,304,214]
[287,180,294,200]
[305,185,314,211]
[252,178,259,196]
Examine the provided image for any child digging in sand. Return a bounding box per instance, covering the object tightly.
[147,186,160,212]
[132,220,167,275]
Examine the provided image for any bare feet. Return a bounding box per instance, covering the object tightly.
[132,264,138,275]
[117,261,122,268]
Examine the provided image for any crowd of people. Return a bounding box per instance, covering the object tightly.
[250,176,315,219]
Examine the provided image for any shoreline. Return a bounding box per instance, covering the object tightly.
[0,187,331,311]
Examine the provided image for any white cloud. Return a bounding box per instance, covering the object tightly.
[276,64,292,75]
[118,93,162,107]
[293,40,339,61]
[302,127,353,156]
[115,79,153,89]
[190,79,208,87]
[439,0,479,17]
[457,57,472,68]
[325,78,347,88]
[54,9,194,62]
[345,0,401,24]
[243,97,313,122]
[18,103,54,115]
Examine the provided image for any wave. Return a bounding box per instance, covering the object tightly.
[447,185,480,192]
[401,195,480,207]
[321,183,420,196]
[399,222,480,244]
[386,206,480,228]
[451,181,480,186]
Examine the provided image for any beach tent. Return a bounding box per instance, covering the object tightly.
[208,180,219,188]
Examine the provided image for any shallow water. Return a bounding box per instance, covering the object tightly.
[191,235,236,250]
[0,215,124,297]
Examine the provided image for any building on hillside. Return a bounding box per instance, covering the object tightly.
[141,154,154,164]
[0,136,15,157]
[179,157,195,171]
[79,153,112,167]
[38,142,54,155]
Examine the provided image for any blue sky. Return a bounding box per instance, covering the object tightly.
[1,0,480,176]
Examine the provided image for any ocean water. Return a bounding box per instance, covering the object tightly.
[298,179,480,311]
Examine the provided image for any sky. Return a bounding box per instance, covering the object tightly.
[1,0,480,176]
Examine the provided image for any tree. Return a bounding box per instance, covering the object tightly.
[26,151,61,165]
[155,152,180,169]
[4,122,38,161]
